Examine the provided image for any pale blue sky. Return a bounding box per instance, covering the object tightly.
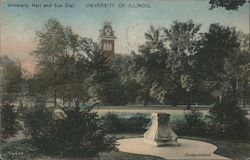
[1,0,249,72]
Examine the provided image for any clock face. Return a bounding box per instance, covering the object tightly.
[105,28,111,36]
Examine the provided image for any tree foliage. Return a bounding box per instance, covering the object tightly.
[0,56,23,139]
[1,102,20,139]
[209,0,247,10]
[24,106,117,157]
[32,18,88,107]
[0,56,22,103]
[208,96,248,138]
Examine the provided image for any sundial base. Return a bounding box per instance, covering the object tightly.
[144,113,179,147]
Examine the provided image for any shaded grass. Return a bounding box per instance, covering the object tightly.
[113,133,250,160]
[98,151,165,160]
[34,152,165,160]
[2,132,249,160]
[1,138,164,160]
[181,136,250,160]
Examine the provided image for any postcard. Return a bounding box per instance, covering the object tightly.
[0,0,249,160]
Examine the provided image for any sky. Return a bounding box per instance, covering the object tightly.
[0,0,249,73]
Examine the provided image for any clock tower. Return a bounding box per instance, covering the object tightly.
[99,22,116,60]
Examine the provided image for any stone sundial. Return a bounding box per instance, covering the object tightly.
[144,113,179,146]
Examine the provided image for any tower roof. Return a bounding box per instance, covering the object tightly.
[99,22,116,39]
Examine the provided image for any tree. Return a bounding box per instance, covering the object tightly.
[209,0,247,10]
[163,20,202,108]
[0,56,22,103]
[84,41,126,105]
[132,26,169,105]
[32,18,89,108]
[111,54,138,103]
[0,56,22,139]
[197,24,242,104]
[33,18,69,107]
[237,32,250,106]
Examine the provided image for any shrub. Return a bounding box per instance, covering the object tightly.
[185,110,206,129]
[23,108,53,149]
[1,102,21,139]
[124,113,150,133]
[101,113,122,133]
[174,110,207,136]
[207,97,249,139]
[101,113,150,133]
[24,106,117,157]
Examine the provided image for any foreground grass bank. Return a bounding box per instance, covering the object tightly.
[2,134,250,160]
[1,138,164,160]
[115,134,250,160]
[182,136,250,160]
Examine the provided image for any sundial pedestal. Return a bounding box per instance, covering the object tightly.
[144,113,179,146]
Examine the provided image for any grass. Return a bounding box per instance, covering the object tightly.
[116,134,250,160]
[34,152,164,160]
[112,133,250,160]
[1,138,164,160]
[2,133,250,160]
[98,152,164,160]
[181,136,250,160]
[115,134,250,160]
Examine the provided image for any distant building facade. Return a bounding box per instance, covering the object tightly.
[99,22,116,61]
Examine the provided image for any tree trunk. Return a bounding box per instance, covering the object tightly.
[143,90,149,106]
[231,79,237,105]
[54,88,57,108]
[186,92,191,110]
[243,78,246,108]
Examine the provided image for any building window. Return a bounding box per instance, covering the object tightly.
[108,43,112,51]
[104,43,107,50]
[104,43,112,51]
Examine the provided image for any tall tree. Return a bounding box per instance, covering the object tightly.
[163,20,202,108]
[33,18,68,107]
[84,41,126,105]
[32,18,87,108]
[111,54,138,103]
[132,26,169,105]
[197,24,241,104]
[237,33,250,106]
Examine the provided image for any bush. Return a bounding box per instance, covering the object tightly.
[24,107,117,157]
[174,110,207,136]
[207,97,249,139]
[101,113,150,133]
[185,110,206,129]
[124,113,150,133]
[1,102,21,139]
[23,108,53,149]
[102,113,122,133]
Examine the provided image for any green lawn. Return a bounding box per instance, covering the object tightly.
[1,138,164,160]
[115,134,250,160]
[181,136,250,160]
[98,152,164,160]
[2,134,250,160]
[34,152,164,160]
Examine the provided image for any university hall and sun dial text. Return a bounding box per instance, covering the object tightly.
[7,1,152,9]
